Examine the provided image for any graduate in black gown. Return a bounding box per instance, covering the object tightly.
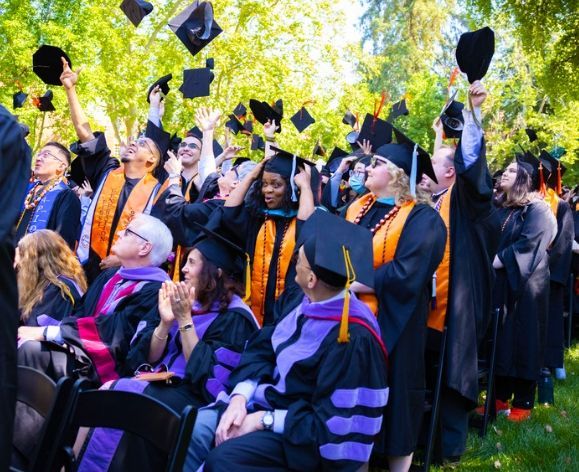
[343,137,446,471]
[186,210,388,472]
[0,105,32,472]
[491,154,557,421]
[16,230,86,327]
[208,123,316,326]
[76,227,258,471]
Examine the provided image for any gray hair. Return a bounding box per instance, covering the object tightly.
[235,161,257,182]
[130,213,173,266]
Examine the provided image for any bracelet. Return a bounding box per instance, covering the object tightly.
[168,173,181,179]
[178,323,194,332]
[153,327,168,341]
[265,136,275,142]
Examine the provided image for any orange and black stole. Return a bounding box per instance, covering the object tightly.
[428,186,452,332]
[345,193,415,315]
[251,217,297,326]
[543,187,559,218]
[91,168,158,260]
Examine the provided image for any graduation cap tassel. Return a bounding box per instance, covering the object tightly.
[172,246,183,282]
[290,154,298,202]
[410,144,418,198]
[538,161,546,197]
[243,253,252,304]
[338,246,356,344]
[556,161,562,196]
[371,91,387,132]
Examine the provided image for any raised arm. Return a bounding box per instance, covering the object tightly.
[195,108,220,184]
[60,57,95,143]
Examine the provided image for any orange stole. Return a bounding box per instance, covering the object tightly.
[428,187,452,332]
[91,168,158,259]
[544,188,559,218]
[345,193,415,315]
[251,218,297,326]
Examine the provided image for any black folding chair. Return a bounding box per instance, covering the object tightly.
[54,384,196,472]
[11,366,75,472]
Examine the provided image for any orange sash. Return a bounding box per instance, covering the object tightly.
[428,187,452,332]
[346,193,415,314]
[91,168,159,259]
[544,188,559,218]
[251,218,297,326]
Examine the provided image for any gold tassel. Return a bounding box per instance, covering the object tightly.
[338,246,356,343]
[172,245,182,282]
[243,253,252,304]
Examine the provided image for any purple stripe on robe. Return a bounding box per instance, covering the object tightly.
[205,378,227,400]
[213,364,232,385]
[192,312,219,340]
[78,379,148,472]
[326,414,383,436]
[36,314,61,327]
[330,387,389,409]
[319,441,373,462]
[214,347,241,369]
[130,320,148,344]
[117,266,170,283]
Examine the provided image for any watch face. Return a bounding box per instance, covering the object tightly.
[263,412,274,428]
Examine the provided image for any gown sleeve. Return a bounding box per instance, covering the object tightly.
[281,325,388,472]
[69,132,120,191]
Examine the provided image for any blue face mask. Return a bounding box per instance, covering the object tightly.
[376,196,396,205]
[348,175,367,195]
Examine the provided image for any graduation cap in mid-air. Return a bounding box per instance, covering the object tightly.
[357,113,393,151]
[120,0,153,27]
[456,26,495,83]
[147,74,172,103]
[32,45,72,86]
[169,1,223,57]
[342,110,357,128]
[35,90,55,112]
[233,102,247,118]
[13,91,28,109]
[249,99,283,132]
[386,99,409,123]
[312,141,326,157]
[290,107,315,133]
[525,128,538,143]
[250,134,265,151]
[179,68,212,99]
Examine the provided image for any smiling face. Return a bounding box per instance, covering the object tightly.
[261,171,287,209]
[178,136,202,167]
[181,248,204,290]
[33,145,68,182]
[121,137,159,170]
[500,162,518,193]
[364,156,392,194]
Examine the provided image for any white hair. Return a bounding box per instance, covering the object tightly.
[235,161,257,182]
[131,213,173,266]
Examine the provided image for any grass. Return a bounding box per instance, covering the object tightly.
[435,343,579,471]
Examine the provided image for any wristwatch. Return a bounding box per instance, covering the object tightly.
[261,411,274,431]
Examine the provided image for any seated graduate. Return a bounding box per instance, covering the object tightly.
[210,124,316,326]
[15,229,86,327]
[74,225,259,472]
[16,214,173,385]
[343,133,447,471]
[185,210,388,472]
[15,139,81,249]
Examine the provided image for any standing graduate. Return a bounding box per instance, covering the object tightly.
[208,121,315,325]
[60,59,164,282]
[421,81,500,463]
[185,210,388,472]
[0,105,32,472]
[75,227,258,472]
[490,153,557,421]
[15,140,81,249]
[344,136,446,471]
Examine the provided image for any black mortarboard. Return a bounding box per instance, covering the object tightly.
[342,110,358,128]
[456,26,495,83]
[232,157,250,167]
[266,146,316,201]
[375,127,436,187]
[187,126,223,155]
[169,1,223,57]
[525,128,538,143]
[120,0,153,27]
[312,141,326,157]
[35,90,55,112]
[251,134,265,151]
[206,57,214,69]
[242,119,254,134]
[325,147,350,174]
[147,74,172,103]
[357,113,393,151]
[515,150,542,190]
[191,221,247,275]
[233,102,247,118]
[179,68,211,99]
[32,45,72,86]
[539,149,566,189]
[387,99,409,122]
[290,107,315,133]
[249,99,283,132]
[13,91,28,109]
[226,114,244,135]
[440,100,464,139]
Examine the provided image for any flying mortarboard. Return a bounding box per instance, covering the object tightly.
[32,45,72,86]
[147,74,173,103]
[250,134,265,151]
[342,110,358,128]
[290,107,315,133]
[179,68,212,99]
[357,113,393,151]
[233,102,247,118]
[206,57,214,69]
[35,90,55,112]
[312,141,326,157]
[168,1,223,57]
[13,91,28,109]
[249,99,283,133]
[387,99,409,123]
[120,0,153,27]
[525,128,538,143]
[225,115,244,135]
[456,26,495,83]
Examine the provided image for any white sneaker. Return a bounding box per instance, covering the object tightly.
[555,368,566,380]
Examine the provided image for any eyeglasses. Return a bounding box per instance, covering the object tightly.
[370,156,387,169]
[123,227,150,243]
[135,138,155,156]
[179,142,200,150]
[36,150,67,165]
[351,170,366,178]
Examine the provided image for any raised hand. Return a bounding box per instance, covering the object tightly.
[164,150,182,176]
[469,80,488,108]
[294,164,311,190]
[60,57,82,90]
[336,155,357,174]
[169,281,195,323]
[195,107,221,132]
[158,282,176,327]
[149,85,162,108]
[263,119,279,138]
[356,138,372,155]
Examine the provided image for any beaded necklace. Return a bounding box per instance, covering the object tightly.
[353,196,401,234]
[23,177,63,210]
[501,209,515,232]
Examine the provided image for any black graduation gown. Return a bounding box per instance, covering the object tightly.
[0,106,32,472]
[22,279,82,327]
[494,201,554,380]
[79,305,258,472]
[544,199,574,367]
[435,141,501,406]
[209,203,302,325]
[350,202,446,456]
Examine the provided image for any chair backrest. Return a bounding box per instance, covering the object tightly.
[65,389,197,471]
